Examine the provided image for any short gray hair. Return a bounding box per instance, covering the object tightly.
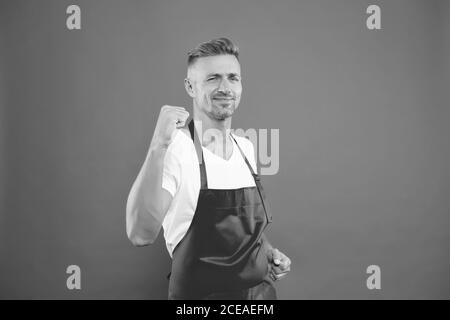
[187,37,239,67]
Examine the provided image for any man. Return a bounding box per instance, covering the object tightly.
[126,38,291,299]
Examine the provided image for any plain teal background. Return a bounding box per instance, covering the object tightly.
[1,0,449,299]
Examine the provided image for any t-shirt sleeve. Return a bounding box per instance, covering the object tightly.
[162,147,181,198]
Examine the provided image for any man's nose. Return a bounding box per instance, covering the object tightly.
[217,79,232,94]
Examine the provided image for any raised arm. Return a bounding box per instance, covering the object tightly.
[126,106,189,246]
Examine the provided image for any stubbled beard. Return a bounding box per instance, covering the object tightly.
[196,95,237,120]
[209,102,235,120]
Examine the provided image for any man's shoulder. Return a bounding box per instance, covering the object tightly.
[232,133,255,152]
[166,128,193,159]
[232,133,257,165]
[179,126,191,140]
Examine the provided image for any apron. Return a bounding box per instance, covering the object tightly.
[167,119,276,300]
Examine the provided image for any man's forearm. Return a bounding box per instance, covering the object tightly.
[126,141,168,244]
[141,141,169,216]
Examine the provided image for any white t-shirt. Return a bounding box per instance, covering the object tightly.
[161,129,257,258]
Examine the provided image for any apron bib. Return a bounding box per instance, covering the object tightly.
[168,120,275,299]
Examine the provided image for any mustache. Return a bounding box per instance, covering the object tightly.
[212,94,235,99]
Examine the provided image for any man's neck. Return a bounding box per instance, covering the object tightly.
[193,110,234,160]
[193,111,232,144]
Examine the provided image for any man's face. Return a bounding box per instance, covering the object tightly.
[186,54,242,121]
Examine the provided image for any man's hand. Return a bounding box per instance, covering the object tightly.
[152,105,189,148]
[266,248,291,282]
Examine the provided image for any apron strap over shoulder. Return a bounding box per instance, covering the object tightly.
[189,119,208,190]
[231,134,273,223]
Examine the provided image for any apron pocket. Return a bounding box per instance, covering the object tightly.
[201,204,265,261]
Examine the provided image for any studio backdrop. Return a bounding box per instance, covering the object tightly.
[0,0,449,299]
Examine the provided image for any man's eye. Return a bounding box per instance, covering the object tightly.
[207,77,217,81]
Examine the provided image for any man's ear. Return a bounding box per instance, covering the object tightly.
[184,78,195,98]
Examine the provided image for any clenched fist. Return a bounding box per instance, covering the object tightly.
[152,105,189,148]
